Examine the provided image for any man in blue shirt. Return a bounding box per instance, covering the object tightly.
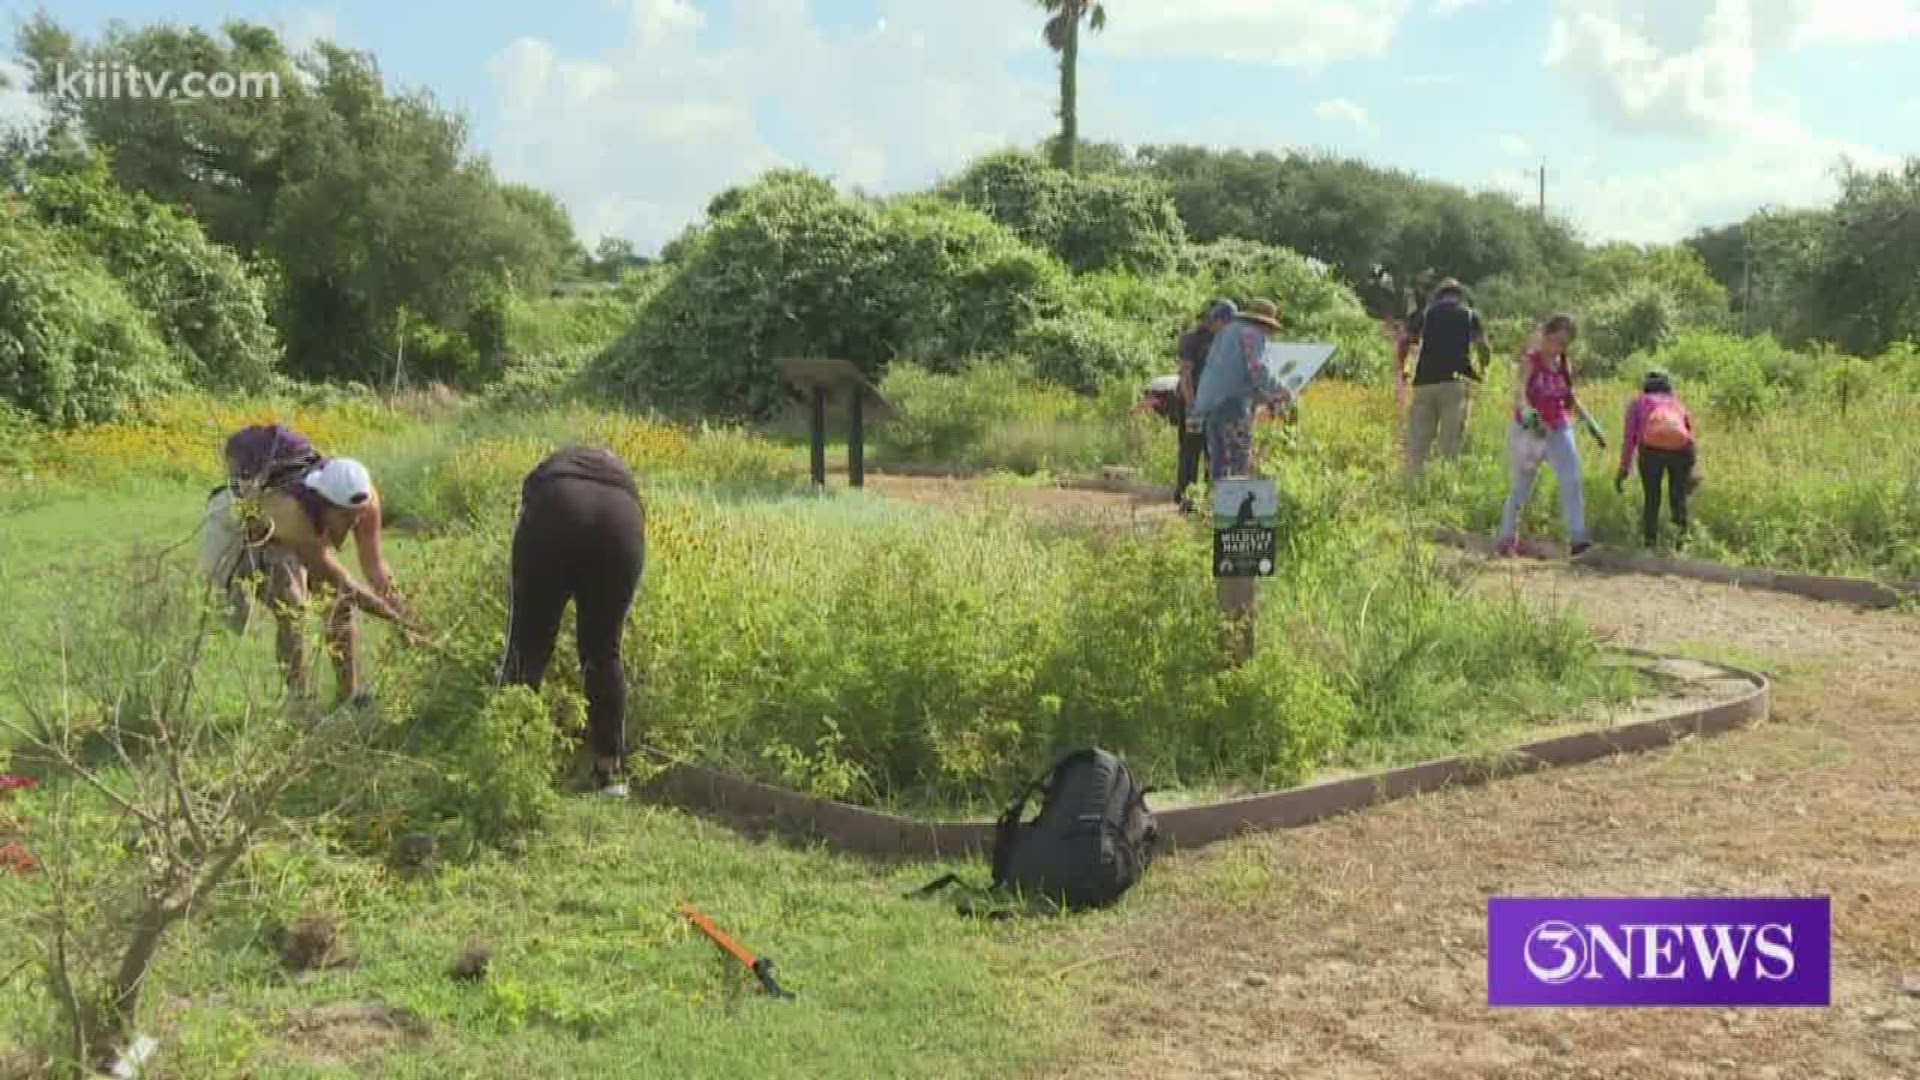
[1192,298,1291,480]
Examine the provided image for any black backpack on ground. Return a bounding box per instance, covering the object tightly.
[911,748,1158,917]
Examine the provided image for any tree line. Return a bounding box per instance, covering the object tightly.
[6,12,1920,427]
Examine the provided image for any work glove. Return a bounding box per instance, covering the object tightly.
[1614,471,1627,494]
[1519,407,1544,435]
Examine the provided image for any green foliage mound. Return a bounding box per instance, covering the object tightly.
[938,149,1187,274]
[25,155,281,391]
[592,171,1070,419]
[0,213,179,425]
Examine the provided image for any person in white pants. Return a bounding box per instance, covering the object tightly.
[1497,315,1591,558]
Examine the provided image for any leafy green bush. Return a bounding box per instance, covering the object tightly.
[484,347,597,412]
[874,361,1134,472]
[938,149,1186,274]
[1013,311,1158,393]
[25,155,280,391]
[593,170,1069,418]
[873,364,1006,462]
[879,196,1073,368]
[1585,281,1678,372]
[1709,353,1774,422]
[0,400,39,478]
[1177,239,1384,380]
[348,464,1625,818]
[1579,242,1729,325]
[0,213,181,425]
[506,266,667,359]
[1822,356,1877,416]
[1623,330,1818,393]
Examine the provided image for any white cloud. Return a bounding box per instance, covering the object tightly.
[0,58,47,135]
[1543,1,1915,140]
[487,0,1053,251]
[279,7,341,53]
[1100,0,1412,71]
[1314,98,1372,131]
[1535,0,1901,241]
[1791,0,1920,46]
[1544,1,1769,140]
[1491,136,1887,244]
[1498,134,1535,157]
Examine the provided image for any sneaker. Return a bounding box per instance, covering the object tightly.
[591,766,629,799]
[1569,541,1594,560]
[1496,538,1521,558]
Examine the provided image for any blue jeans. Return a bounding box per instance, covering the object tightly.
[1499,420,1587,544]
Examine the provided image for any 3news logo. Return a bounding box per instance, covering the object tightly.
[1487,898,1830,1007]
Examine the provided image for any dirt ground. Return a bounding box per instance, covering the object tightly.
[867,479,1917,1080]
[858,473,1182,527]
[1100,551,1915,1079]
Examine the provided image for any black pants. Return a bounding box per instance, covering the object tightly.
[1170,402,1209,508]
[1637,446,1695,546]
[499,449,645,762]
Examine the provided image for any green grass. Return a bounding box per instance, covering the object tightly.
[0,398,1654,1077]
[1,797,1086,1079]
[0,483,1090,1079]
[861,358,1920,583]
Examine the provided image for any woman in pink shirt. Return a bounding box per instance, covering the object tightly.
[1614,369,1698,548]
[1497,315,1590,558]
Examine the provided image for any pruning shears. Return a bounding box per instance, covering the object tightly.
[677,902,794,1000]
[1574,400,1609,449]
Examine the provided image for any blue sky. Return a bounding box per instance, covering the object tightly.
[4,0,1911,254]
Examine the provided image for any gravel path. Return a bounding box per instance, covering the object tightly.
[865,477,1917,1079]
[1060,558,1920,1080]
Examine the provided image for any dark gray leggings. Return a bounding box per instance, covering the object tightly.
[499,473,645,761]
[1638,446,1695,545]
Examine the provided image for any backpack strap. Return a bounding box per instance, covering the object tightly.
[906,873,963,899]
[990,767,1054,888]
[906,763,1055,901]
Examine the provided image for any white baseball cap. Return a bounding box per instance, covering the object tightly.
[303,457,374,508]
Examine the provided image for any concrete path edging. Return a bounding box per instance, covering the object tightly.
[1431,526,1915,610]
[634,650,1770,864]
[846,462,1915,610]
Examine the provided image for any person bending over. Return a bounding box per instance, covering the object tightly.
[241,457,419,705]
[1616,368,1699,549]
[497,446,647,798]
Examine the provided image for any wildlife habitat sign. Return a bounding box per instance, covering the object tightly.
[1213,478,1277,577]
[1264,342,1339,398]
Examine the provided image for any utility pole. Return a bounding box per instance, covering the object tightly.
[1741,218,1753,336]
[1537,159,1547,216]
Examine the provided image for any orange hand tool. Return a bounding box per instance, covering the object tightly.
[677,902,794,1000]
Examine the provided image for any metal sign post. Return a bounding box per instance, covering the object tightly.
[1211,477,1277,666]
[774,358,896,489]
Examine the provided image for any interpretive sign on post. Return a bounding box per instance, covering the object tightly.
[774,358,896,489]
[1212,478,1278,578]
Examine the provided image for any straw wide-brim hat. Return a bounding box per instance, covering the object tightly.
[1239,299,1283,330]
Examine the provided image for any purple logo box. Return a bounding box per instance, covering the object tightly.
[1488,897,1830,1007]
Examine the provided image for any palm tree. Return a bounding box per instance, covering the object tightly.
[1039,0,1106,173]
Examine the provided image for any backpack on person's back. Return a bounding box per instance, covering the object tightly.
[222,423,322,496]
[1641,397,1693,451]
